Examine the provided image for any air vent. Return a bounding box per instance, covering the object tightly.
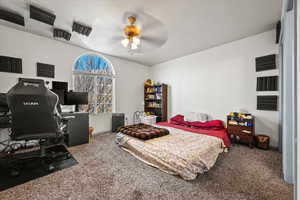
[257,96,278,111]
[256,54,276,72]
[37,63,55,78]
[53,28,71,41]
[30,5,56,25]
[0,9,24,26]
[257,76,278,91]
[0,56,22,74]
[72,22,92,36]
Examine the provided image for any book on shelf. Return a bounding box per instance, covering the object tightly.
[144,82,168,122]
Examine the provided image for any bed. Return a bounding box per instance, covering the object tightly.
[116,121,230,180]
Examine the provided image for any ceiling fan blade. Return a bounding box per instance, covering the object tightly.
[79,15,124,51]
[139,30,168,51]
[138,12,165,31]
[142,22,162,33]
[105,35,125,47]
[137,11,168,51]
[142,35,166,45]
[108,35,123,44]
[140,39,164,51]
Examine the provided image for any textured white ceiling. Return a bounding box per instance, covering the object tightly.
[0,0,281,66]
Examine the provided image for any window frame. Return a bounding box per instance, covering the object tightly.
[72,53,116,114]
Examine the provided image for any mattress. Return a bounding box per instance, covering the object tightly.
[157,122,231,147]
[116,125,225,180]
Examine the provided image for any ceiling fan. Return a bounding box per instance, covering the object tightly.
[80,11,168,54]
[121,15,141,50]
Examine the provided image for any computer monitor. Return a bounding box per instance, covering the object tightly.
[65,92,88,105]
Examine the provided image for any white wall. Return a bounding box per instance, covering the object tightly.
[0,25,149,133]
[296,0,299,197]
[150,30,280,147]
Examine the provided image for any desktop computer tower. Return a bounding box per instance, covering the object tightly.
[112,113,125,132]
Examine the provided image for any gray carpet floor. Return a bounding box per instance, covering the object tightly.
[0,133,293,200]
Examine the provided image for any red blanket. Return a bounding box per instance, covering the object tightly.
[156,122,231,147]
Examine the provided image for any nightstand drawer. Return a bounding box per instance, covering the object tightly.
[228,125,252,133]
[227,125,240,134]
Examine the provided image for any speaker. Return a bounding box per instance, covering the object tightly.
[276,21,281,44]
[53,28,72,41]
[37,62,55,78]
[30,5,56,26]
[257,76,278,91]
[0,56,22,74]
[256,54,276,72]
[72,22,92,36]
[0,9,25,26]
[112,113,125,132]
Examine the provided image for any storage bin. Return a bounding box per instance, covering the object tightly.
[255,134,270,150]
[141,115,157,125]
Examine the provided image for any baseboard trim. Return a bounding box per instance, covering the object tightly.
[92,131,112,136]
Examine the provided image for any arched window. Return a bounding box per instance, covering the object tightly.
[73,54,114,114]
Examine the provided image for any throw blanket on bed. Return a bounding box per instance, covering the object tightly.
[117,123,169,140]
[157,122,231,147]
[116,125,224,180]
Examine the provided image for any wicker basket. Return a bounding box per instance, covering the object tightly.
[89,127,94,143]
[255,134,270,150]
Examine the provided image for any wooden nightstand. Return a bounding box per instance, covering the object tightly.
[227,115,255,148]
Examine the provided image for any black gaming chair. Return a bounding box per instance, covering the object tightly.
[7,78,62,140]
[0,93,10,129]
[4,78,73,174]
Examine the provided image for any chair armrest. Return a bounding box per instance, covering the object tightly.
[62,116,75,121]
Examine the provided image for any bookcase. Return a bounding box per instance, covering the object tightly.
[144,84,168,122]
[227,115,255,148]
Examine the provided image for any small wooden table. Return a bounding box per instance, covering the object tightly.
[227,115,255,148]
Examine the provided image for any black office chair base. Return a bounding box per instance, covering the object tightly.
[1,144,70,176]
[42,162,55,172]
[7,157,57,177]
[10,168,20,177]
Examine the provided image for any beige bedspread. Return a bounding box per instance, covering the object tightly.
[116,125,225,180]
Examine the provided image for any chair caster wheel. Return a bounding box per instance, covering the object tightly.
[10,168,20,177]
[46,165,55,172]
[43,163,55,172]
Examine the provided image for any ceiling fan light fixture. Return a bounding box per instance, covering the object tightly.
[132,37,140,45]
[121,15,142,51]
[131,43,138,50]
[121,38,130,47]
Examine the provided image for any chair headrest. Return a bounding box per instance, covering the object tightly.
[0,93,7,107]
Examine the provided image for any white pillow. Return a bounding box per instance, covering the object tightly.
[184,112,208,123]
